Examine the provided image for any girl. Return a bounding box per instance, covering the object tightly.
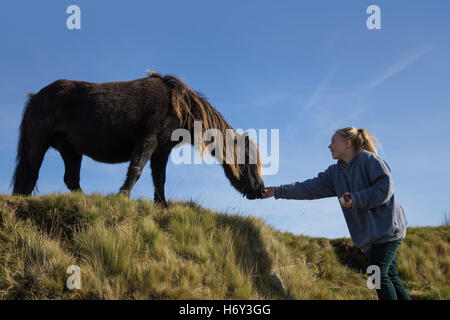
[262,127,411,300]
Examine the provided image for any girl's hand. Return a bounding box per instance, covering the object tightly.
[340,192,353,208]
[261,187,276,199]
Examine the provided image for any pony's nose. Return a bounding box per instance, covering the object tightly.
[260,185,265,196]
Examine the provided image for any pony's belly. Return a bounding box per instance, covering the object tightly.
[85,152,131,164]
[78,140,134,164]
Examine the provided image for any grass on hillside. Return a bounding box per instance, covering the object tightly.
[0,192,449,300]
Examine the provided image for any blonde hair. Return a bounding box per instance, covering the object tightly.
[334,126,381,155]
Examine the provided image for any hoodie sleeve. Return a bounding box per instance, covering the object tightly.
[350,156,394,210]
[274,166,336,200]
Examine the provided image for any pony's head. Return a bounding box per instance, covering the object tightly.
[222,133,265,200]
[153,71,266,200]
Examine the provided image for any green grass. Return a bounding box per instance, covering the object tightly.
[0,192,448,300]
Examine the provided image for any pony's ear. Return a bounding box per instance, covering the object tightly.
[146,70,159,77]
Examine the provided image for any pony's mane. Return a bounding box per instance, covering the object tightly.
[146,70,262,180]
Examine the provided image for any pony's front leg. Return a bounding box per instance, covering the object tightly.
[119,135,158,197]
[150,150,171,208]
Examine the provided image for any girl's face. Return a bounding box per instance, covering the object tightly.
[329,133,353,160]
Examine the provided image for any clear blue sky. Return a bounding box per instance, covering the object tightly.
[1,0,449,239]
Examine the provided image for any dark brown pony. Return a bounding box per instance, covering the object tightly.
[11,71,265,207]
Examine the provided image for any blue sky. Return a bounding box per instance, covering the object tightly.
[1,0,449,239]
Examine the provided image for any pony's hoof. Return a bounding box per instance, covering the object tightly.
[154,200,168,209]
[118,190,130,197]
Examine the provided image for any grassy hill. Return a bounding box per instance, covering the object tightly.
[0,192,448,300]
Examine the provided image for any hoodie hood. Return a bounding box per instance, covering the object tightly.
[338,151,361,169]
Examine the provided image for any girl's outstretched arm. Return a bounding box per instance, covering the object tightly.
[268,166,336,200]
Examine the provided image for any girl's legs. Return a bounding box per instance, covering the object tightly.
[368,239,411,300]
[388,257,411,300]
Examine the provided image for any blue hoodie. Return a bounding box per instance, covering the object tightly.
[274,150,407,252]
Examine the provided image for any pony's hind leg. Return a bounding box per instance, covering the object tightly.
[51,132,82,193]
[119,135,158,197]
[60,150,82,192]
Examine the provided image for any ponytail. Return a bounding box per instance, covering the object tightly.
[335,127,381,154]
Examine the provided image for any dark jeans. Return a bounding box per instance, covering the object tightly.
[367,239,411,300]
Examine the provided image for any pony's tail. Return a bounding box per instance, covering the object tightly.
[11,93,40,195]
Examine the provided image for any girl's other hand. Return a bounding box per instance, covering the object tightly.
[262,187,276,199]
[340,192,353,208]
